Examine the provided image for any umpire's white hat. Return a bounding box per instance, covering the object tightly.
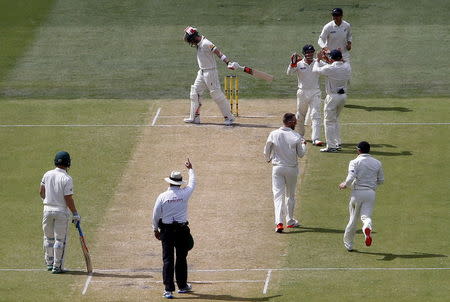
[164,171,186,185]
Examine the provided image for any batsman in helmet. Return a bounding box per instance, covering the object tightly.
[183,26,239,126]
[39,151,81,273]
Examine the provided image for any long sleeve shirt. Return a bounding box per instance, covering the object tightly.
[344,154,384,190]
[286,59,323,91]
[313,60,351,95]
[264,127,306,167]
[152,169,196,231]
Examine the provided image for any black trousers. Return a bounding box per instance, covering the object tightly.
[160,223,191,291]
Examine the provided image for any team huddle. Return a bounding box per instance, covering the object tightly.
[37,7,384,300]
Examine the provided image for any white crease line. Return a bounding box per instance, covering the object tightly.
[151,107,161,126]
[91,280,263,284]
[1,267,449,273]
[263,269,272,294]
[0,122,448,128]
[82,273,93,295]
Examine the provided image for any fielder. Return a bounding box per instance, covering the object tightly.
[287,44,325,146]
[39,151,81,273]
[318,8,352,63]
[339,141,384,251]
[152,158,196,299]
[313,49,351,152]
[264,113,307,233]
[183,26,239,126]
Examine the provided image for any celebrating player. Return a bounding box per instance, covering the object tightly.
[318,8,353,63]
[339,141,384,251]
[287,44,325,146]
[39,151,80,273]
[264,113,307,233]
[183,26,239,126]
[313,49,351,152]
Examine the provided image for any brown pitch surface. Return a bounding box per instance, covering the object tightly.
[81,99,308,301]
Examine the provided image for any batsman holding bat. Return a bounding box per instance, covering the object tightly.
[183,26,239,126]
[39,151,81,274]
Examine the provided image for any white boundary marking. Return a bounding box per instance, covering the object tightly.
[263,269,272,294]
[151,107,161,126]
[82,274,93,295]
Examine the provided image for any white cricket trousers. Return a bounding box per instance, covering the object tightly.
[272,165,299,226]
[43,210,70,269]
[343,189,376,248]
[190,69,233,118]
[324,93,347,148]
[296,89,322,141]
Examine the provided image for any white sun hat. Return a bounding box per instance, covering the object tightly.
[164,171,186,185]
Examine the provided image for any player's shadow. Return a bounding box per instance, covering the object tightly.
[63,270,153,279]
[351,250,447,261]
[285,226,375,235]
[195,122,276,129]
[344,104,413,112]
[175,293,282,301]
[338,143,412,157]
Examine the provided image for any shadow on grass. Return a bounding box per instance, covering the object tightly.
[63,270,153,279]
[351,250,448,261]
[335,143,412,157]
[176,293,282,301]
[344,104,413,112]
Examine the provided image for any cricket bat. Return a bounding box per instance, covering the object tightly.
[238,64,274,82]
[75,222,93,274]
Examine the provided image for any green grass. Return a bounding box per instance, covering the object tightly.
[271,98,450,301]
[0,0,449,99]
[0,100,153,301]
[0,0,449,301]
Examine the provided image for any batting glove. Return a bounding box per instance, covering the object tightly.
[227,61,240,70]
[72,213,81,224]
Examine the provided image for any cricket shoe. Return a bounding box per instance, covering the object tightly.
[364,228,372,246]
[224,116,235,126]
[275,223,284,233]
[183,116,200,124]
[287,221,300,228]
[344,242,353,252]
[312,140,324,146]
[336,144,342,151]
[51,267,65,274]
[163,291,174,299]
[178,284,192,293]
[47,265,53,271]
[320,147,338,153]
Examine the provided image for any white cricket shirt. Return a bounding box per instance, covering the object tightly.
[264,127,306,167]
[152,169,196,231]
[344,154,384,190]
[318,20,352,61]
[286,59,323,90]
[41,167,73,213]
[313,61,351,95]
[196,36,217,70]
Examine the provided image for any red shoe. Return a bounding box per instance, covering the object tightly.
[287,222,300,228]
[276,223,284,233]
[313,140,324,146]
[364,228,372,246]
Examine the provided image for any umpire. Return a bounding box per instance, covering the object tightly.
[152,158,196,299]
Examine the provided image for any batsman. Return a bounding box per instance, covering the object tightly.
[183,26,239,125]
[39,151,81,273]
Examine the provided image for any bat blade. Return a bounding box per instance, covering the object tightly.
[241,66,274,82]
[76,222,93,274]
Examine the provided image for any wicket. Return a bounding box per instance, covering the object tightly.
[224,75,239,116]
